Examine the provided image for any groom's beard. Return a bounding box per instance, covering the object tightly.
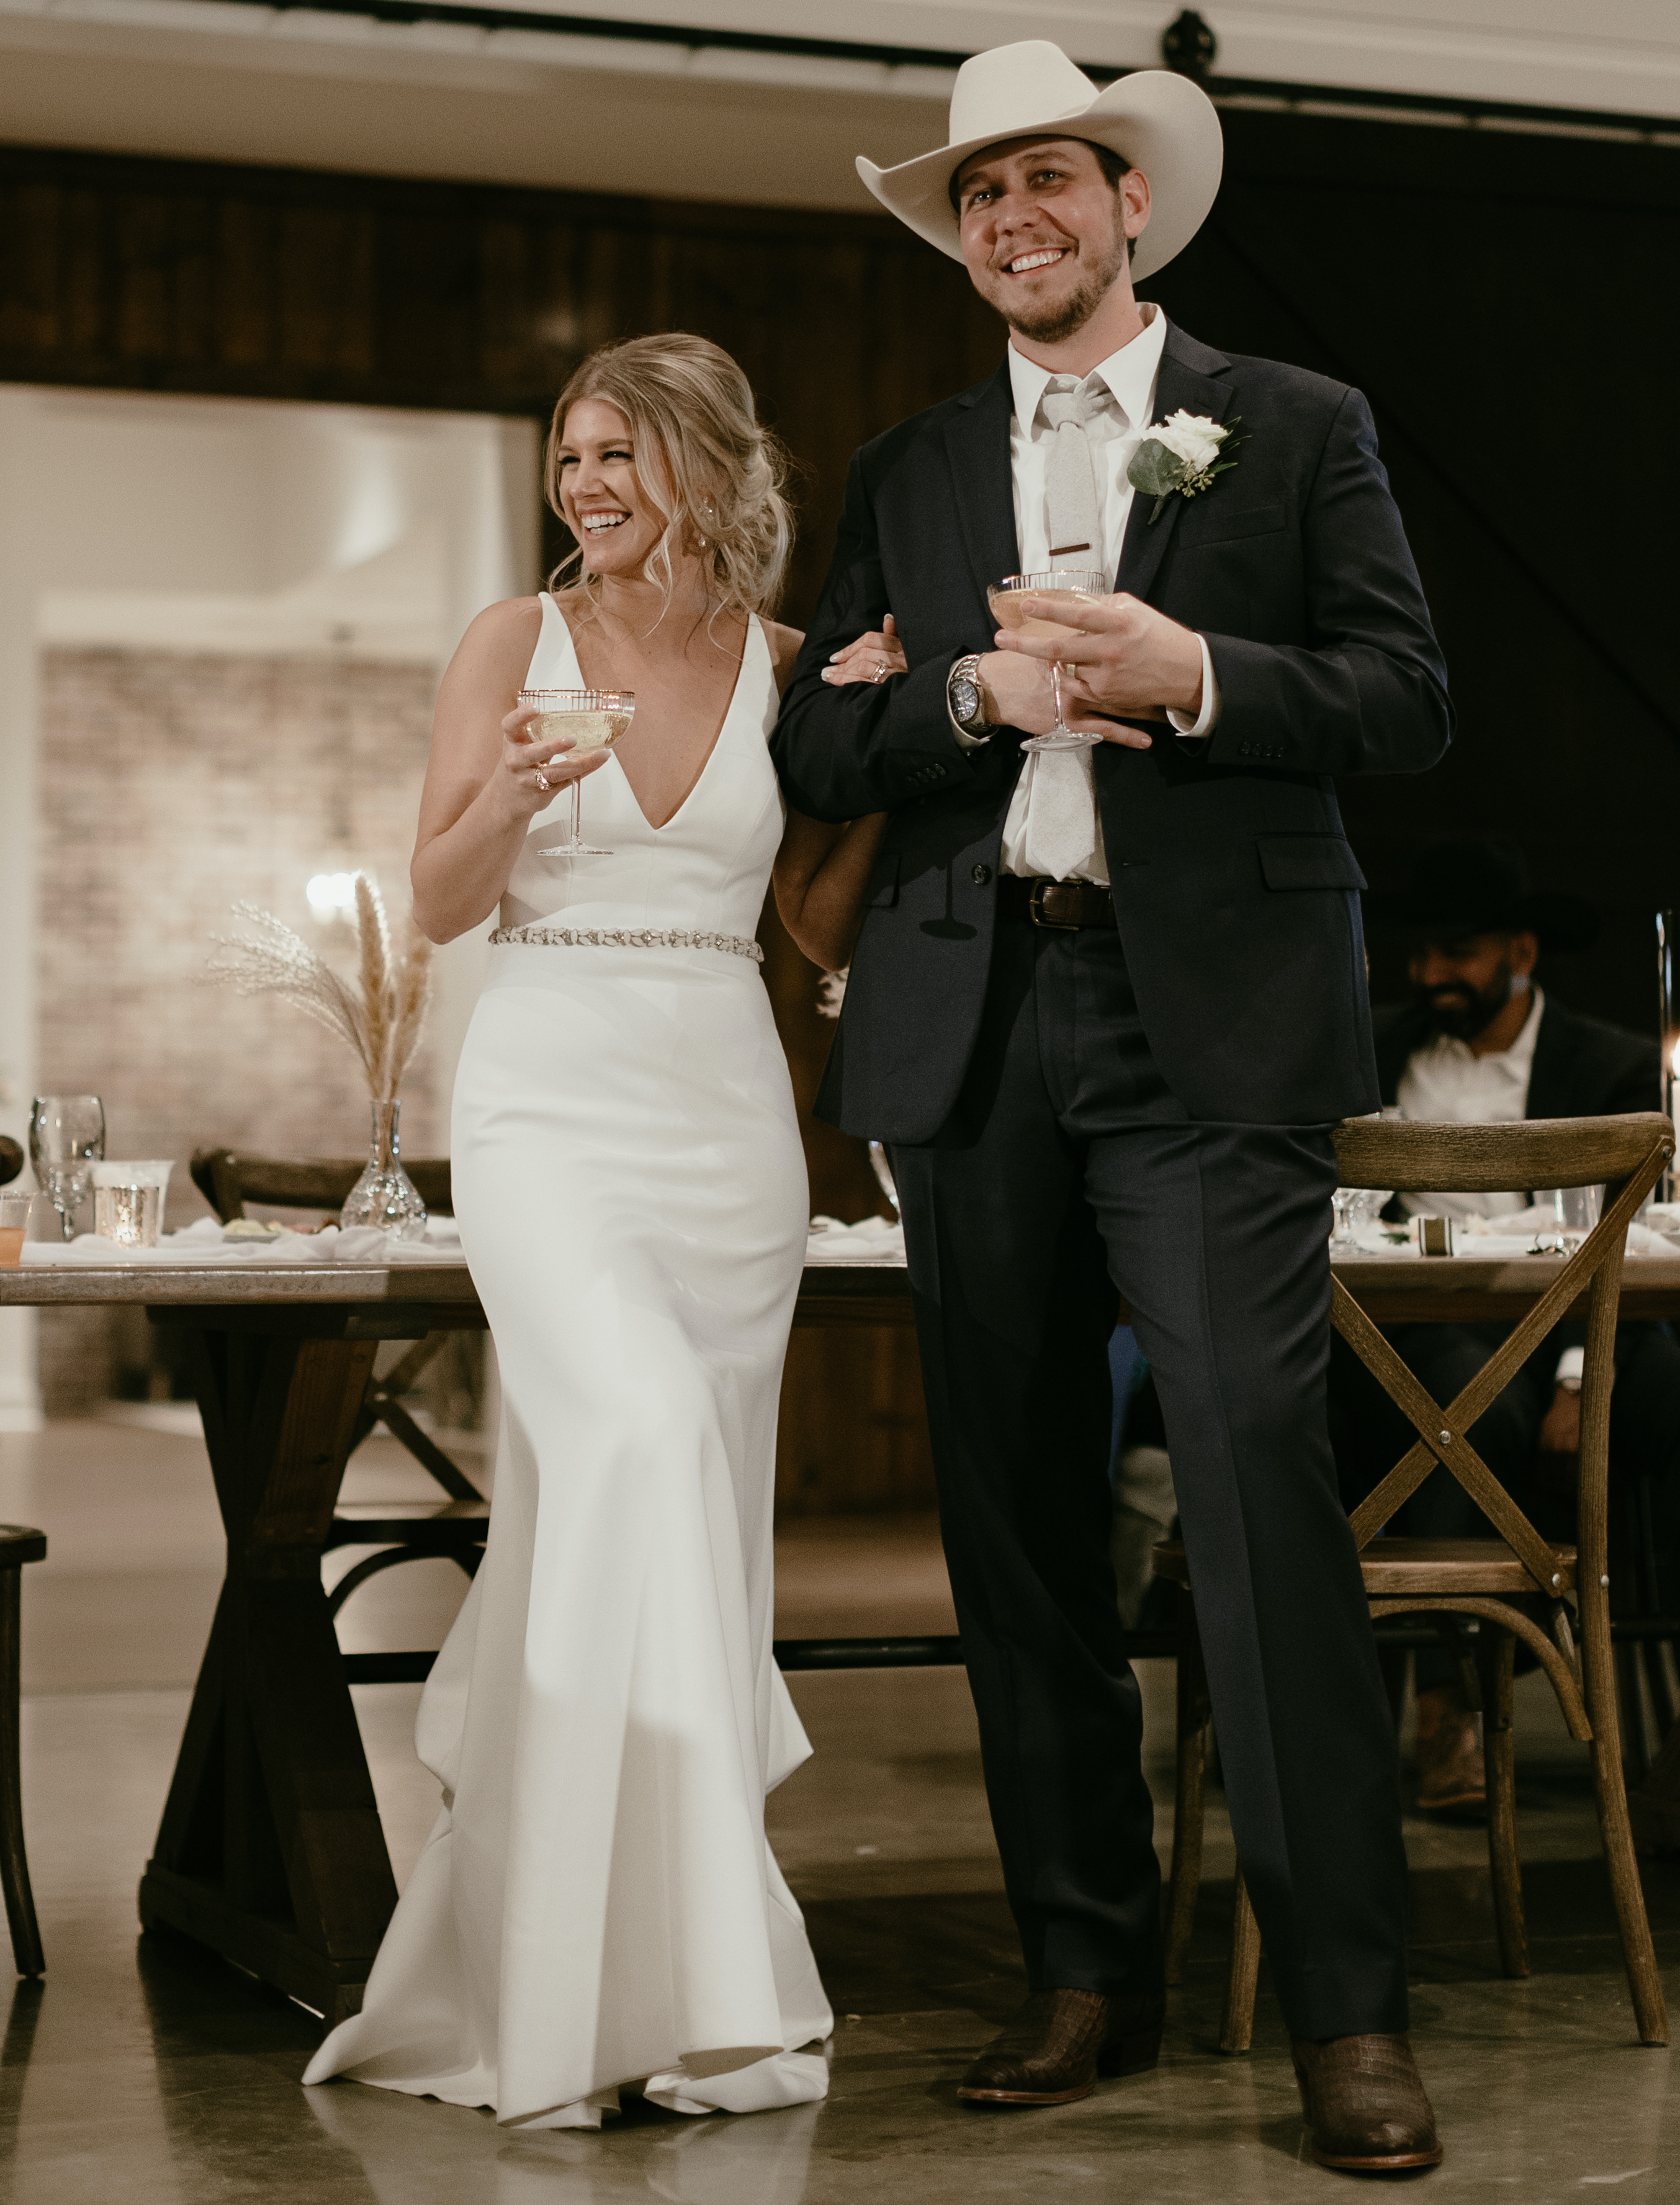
[1004,228,1131,346]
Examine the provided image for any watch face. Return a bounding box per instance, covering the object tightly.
[952,679,980,726]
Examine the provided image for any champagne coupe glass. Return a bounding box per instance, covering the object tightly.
[987,570,1108,752]
[521,687,636,859]
[29,1093,106,1241]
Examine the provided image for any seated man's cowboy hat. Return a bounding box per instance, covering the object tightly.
[857,40,1223,282]
[1363,839,1599,955]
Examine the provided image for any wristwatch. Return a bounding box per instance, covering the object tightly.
[948,652,991,741]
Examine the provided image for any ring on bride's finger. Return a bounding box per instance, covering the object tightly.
[874,657,889,681]
[537,771,550,791]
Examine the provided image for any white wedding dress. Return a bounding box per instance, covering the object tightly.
[303,595,830,2127]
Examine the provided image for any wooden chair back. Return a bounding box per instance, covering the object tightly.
[191,1146,452,1222]
[1330,1112,1673,1587]
[1159,1112,1676,2051]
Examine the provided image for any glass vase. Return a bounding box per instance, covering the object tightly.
[340,1098,428,1240]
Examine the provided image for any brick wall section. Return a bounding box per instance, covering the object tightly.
[36,646,439,1411]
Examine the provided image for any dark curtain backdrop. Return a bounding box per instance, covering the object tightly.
[4,110,1677,1091]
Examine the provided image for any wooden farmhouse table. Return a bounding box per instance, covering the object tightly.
[4,1248,1680,2021]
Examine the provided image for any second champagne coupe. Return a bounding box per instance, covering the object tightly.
[987,570,1108,751]
[521,687,636,859]
[28,1093,106,1241]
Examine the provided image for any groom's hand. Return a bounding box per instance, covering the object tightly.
[994,592,1203,739]
[974,649,1062,740]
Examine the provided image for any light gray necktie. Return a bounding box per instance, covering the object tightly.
[1039,377,1110,567]
[1020,377,1110,882]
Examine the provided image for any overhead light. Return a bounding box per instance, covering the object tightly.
[306,872,359,925]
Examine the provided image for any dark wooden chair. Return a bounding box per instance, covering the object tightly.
[1154,1112,1674,2052]
[1,1526,46,1978]
[189,1148,488,1673]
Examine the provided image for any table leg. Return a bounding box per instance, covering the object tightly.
[138,1309,400,2024]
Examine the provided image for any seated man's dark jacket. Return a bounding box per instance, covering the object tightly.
[1372,998,1659,1123]
[772,322,1452,1143]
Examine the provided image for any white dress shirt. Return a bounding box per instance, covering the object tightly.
[1395,985,1545,1221]
[953,305,1220,885]
[1395,985,1580,1387]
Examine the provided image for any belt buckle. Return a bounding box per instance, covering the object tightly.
[1028,878,1079,931]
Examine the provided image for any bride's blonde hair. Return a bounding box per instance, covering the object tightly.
[544,333,794,624]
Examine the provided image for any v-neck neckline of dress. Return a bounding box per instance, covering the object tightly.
[542,595,760,836]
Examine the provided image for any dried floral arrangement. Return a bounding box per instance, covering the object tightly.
[202,873,433,1102]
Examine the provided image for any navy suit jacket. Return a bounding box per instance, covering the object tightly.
[772,322,1453,1142]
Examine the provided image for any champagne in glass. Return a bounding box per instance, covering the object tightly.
[987,570,1108,752]
[29,1093,106,1241]
[520,687,636,859]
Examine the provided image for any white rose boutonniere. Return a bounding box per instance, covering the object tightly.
[1127,410,1247,525]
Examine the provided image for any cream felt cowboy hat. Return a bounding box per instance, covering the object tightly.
[857,41,1222,283]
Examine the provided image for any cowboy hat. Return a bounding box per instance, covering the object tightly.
[856,41,1223,282]
[1362,839,1599,955]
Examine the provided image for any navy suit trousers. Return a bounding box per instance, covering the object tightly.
[891,916,1411,2037]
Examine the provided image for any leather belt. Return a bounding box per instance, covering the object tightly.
[997,875,1118,931]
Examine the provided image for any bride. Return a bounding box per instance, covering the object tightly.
[303,333,893,2129]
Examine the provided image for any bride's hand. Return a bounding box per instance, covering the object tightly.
[822,613,908,687]
[496,705,611,818]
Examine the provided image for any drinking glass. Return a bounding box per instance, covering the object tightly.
[521,687,636,858]
[1331,1188,1393,1250]
[29,1094,105,1241]
[0,1188,32,1268]
[1535,1184,1603,1253]
[987,570,1108,752]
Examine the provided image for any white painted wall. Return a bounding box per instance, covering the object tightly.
[0,387,538,1428]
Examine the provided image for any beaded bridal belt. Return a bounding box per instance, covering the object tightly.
[490,924,764,965]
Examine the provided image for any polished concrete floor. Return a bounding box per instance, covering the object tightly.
[3,1416,1679,2200]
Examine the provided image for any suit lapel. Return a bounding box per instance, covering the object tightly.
[1524,1001,1571,1122]
[1115,326,1236,605]
[943,364,1018,607]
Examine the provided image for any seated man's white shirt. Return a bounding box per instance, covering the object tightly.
[951,304,1218,885]
[1395,984,1584,1391]
[1395,985,1544,1222]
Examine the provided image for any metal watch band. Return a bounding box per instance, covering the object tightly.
[948,651,989,737]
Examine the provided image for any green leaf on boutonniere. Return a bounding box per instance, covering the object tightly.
[1129,414,1250,523]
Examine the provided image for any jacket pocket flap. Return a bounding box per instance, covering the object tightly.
[1176,499,1287,548]
[1257,834,1367,892]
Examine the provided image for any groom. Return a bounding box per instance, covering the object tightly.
[772,42,1452,2171]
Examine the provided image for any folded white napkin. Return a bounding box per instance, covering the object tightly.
[806,1214,906,1267]
[1457,1207,1674,1259]
[22,1213,466,1267]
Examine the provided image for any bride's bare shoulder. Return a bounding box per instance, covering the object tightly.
[761,618,804,696]
[460,593,544,647]
[443,595,544,683]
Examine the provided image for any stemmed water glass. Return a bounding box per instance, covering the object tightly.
[522,687,636,859]
[987,570,1109,751]
[29,1094,106,1241]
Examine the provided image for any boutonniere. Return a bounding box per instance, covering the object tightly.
[1128,412,1248,524]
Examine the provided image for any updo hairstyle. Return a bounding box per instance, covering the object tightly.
[544,332,794,624]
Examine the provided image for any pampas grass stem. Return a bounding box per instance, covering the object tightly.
[203,873,431,1102]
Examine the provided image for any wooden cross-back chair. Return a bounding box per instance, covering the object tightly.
[1154,1111,1674,2053]
[189,1147,488,1671]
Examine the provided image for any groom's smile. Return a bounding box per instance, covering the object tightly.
[955,135,1150,347]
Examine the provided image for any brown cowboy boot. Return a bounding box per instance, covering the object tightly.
[957,1988,1166,2106]
[1414,1682,1486,1814]
[1291,2033,1444,2170]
